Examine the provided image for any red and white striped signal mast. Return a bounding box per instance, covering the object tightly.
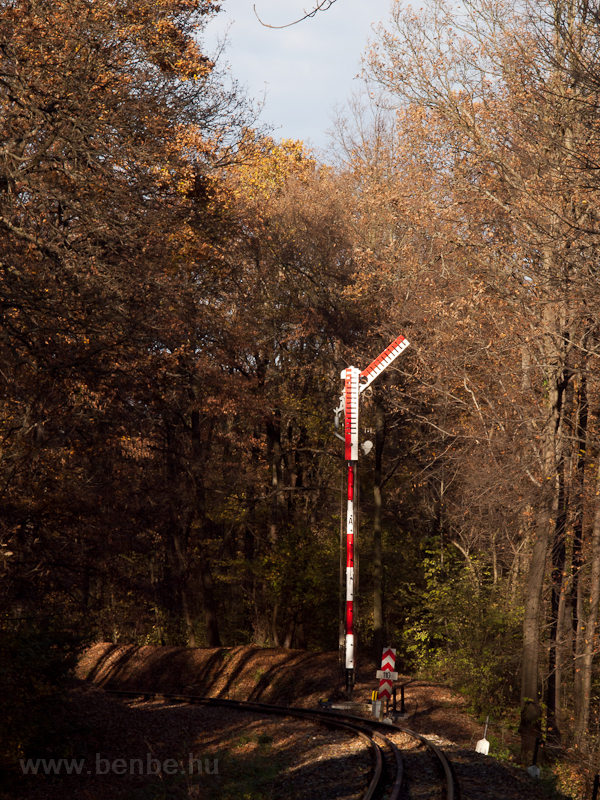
[334,334,410,697]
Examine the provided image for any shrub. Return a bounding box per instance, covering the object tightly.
[403,542,522,716]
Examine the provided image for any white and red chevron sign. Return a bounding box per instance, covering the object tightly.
[376,647,397,702]
[381,647,396,671]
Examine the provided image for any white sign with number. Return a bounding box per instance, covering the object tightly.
[376,670,398,680]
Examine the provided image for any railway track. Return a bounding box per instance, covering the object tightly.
[105,688,456,799]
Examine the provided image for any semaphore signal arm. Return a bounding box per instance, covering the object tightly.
[333,334,410,697]
[333,334,410,446]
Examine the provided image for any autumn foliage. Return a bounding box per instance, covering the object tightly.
[3,0,600,788]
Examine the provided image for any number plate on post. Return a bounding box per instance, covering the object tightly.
[376,669,398,680]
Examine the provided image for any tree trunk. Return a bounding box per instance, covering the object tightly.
[191,409,221,647]
[572,369,588,721]
[271,603,280,647]
[372,396,386,663]
[198,549,221,647]
[555,585,567,738]
[266,410,282,545]
[171,526,196,647]
[181,586,196,648]
[574,458,600,747]
[521,451,556,703]
[546,444,567,740]
[283,614,295,649]
[263,412,283,646]
[547,347,578,737]
[521,302,563,705]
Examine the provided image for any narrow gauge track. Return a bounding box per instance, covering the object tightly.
[328,707,455,800]
[105,689,456,800]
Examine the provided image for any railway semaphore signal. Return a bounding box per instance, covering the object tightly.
[334,334,410,696]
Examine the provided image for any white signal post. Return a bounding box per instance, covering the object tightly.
[334,335,410,697]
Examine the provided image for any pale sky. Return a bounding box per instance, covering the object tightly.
[202,0,394,154]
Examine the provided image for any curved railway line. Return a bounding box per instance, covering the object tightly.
[106,688,456,799]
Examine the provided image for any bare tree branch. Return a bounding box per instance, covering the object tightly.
[253,0,338,29]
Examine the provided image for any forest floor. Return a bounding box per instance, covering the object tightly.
[4,644,579,799]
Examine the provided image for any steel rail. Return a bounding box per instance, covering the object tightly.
[103,690,454,799]
[319,708,455,800]
[207,697,404,800]
[197,696,404,800]
[103,689,461,799]
[399,725,454,800]
[105,690,387,800]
